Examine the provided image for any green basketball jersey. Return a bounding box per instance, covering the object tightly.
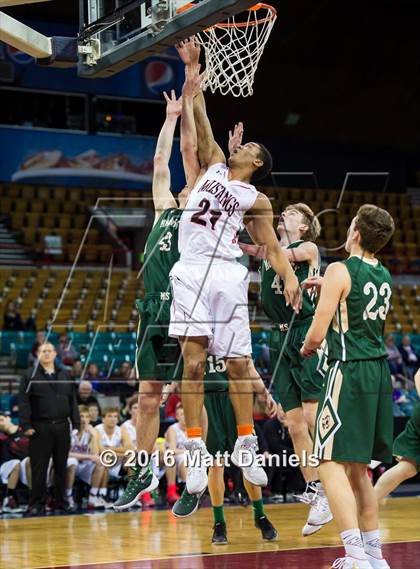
[261,240,319,325]
[204,355,228,393]
[143,208,182,295]
[327,256,393,362]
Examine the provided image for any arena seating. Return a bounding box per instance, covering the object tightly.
[0,183,419,271]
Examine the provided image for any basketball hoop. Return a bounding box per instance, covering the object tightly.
[196,3,277,98]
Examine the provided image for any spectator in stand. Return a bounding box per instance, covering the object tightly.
[121,397,138,447]
[165,402,187,505]
[85,363,105,392]
[77,381,101,412]
[65,405,108,510]
[386,335,405,377]
[399,335,419,379]
[0,413,29,513]
[18,343,80,515]
[88,402,102,426]
[263,404,305,499]
[28,332,46,367]
[56,334,79,366]
[95,408,133,505]
[3,301,23,331]
[70,360,83,382]
[24,311,37,332]
[118,364,137,405]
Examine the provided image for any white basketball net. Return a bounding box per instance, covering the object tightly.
[196,3,277,98]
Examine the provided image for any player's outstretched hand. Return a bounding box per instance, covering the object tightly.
[265,393,277,418]
[301,276,323,293]
[300,344,317,359]
[163,89,182,117]
[238,241,267,259]
[182,63,205,98]
[176,36,201,66]
[284,272,302,313]
[229,122,244,156]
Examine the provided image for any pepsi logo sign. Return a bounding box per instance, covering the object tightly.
[5,45,34,65]
[145,60,175,95]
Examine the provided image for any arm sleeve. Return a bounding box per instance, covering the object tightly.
[18,372,32,431]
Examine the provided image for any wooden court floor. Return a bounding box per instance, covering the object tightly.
[0,497,419,569]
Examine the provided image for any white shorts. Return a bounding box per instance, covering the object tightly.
[19,457,58,487]
[0,459,20,484]
[169,260,252,357]
[67,458,98,485]
[20,456,30,486]
[108,462,122,479]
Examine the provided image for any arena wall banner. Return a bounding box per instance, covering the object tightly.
[0,21,184,99]
[0,126,183,190]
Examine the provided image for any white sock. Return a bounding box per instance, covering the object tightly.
[90,487,99,496]
[362,529,383,560]
[341,529,368,560]
[99,488,107,497]
[65,489,72,497]
[237,434,252,442]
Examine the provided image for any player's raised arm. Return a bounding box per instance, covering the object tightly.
[245,193,301,311]
[283,241,319,264]
[152,90,181,222]
[180,61,203,188]
[301,262,351,357]
[176,37,225,168]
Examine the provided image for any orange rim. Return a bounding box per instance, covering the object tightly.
[176,3,277,29]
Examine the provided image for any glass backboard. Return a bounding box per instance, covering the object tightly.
[78,0,257,78]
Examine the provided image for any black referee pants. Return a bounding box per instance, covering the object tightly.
[29,420,71,508]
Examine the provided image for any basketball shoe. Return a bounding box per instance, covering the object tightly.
[230,435,268,486]
[365,553,390,568]
[297,481,333,536]
[331,557,372,568]
[113,465,159,511]
[172,488,203,518]
[212,522,228,545]
[184,439,211,494]
[255,515,278,541]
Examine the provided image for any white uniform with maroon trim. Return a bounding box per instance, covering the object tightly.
[169,163,258,357]
[67,429,97,485]
[95,424,123,478]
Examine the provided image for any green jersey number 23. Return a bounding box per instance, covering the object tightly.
[363,282,391,321]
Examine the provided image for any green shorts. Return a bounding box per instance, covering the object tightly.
[393,402,420,470]
[135,294,182,383]
[314,358,393,464]
[269,321,326,413]
[205,390,237,457]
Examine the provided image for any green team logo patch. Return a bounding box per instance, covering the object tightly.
[317,397,342,449]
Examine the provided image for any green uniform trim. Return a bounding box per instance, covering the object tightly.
[135,208,183,383]
[327,256,392,362]
[393,402,420,470]
[269,322,326,412]
[261,240,318,326]
[314,358,393,464]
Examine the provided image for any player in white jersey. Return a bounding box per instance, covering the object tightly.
[169,39,300,495]
[65,405,109,510]
[121,397,138,448]
[95,407,133,503]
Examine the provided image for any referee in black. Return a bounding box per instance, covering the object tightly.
[19,342,80,515]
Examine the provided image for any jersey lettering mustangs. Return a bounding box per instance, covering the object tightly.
[178,163,259,263]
